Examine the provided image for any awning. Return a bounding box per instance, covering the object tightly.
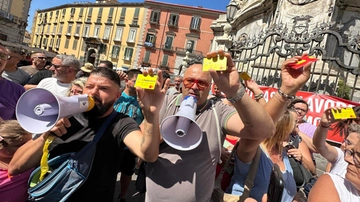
[0,40,57,58]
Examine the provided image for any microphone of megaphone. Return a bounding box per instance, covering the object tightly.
[160,96,202,151]
[16,88,95,134]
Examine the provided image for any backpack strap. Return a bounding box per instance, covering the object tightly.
[241,146,261,201]
[210,99,222,164]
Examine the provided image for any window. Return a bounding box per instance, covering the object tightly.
[65,38,69,49]
[168,13,179,27]
[87,8,93,22]
[47,25,50,33]
[59,24,63,34]
[186,40,195,53]
[145,33,156,46]
[107,7,114,23]
[83,25,89,37]
[49,38,54,47]
[97,8,103,23]
[124,47,133,61]
[52,25,56,34]
[75,25,80,36]
[94,26,100,38]
[119,7,126,24]
[43,38,47,46]
[143,51,150,63]
[164,36,173,50]
[103,26,111,39]
[79,8,84,17]
[190,16,201,30]
[132,8,140,25]
[72,39,78,50]
[56,38,60,48]
[127,29,136,42]
[67,23,73,34]
[37,26,41,34]
[62,9,66,17]
[114,27,123,41]
[150,11,160,24]
[111,45,120,58]
[81,41,86,51]
[161,55,168,67]
[70,8,75,17]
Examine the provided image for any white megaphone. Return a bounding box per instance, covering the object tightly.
[160,96,202,151]
[16,88,95,134]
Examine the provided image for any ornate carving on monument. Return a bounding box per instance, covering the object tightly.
[287,0,317,5]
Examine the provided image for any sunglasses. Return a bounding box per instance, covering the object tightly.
[34,57,46,60]
[51,64,70,69]
[183,78,210,90]
[0,52,10,61]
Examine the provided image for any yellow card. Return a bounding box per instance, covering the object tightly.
[134,74,158,90]
[202,56,227,71]
[239,72,251,80]
[331,107,357,120]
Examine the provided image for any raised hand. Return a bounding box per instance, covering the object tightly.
[280,53,312,95]
[136,69,170,119]
[320,107,341,127]
[244,79,262,95]
[207,50,241,97]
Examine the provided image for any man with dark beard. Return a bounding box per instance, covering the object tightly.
[9,67,168,202]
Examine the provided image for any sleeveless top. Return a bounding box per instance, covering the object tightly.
[226,147,273,201]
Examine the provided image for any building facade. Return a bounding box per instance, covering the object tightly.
[30,0,145,68]
[137,0,225,74]
[0,0,31,44]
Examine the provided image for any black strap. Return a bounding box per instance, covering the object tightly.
[93,111,117,142]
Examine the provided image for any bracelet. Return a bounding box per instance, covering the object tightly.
[227,87,246,104]
[319,122,331,128]
[254,92,264,101]
[277,89,296,100]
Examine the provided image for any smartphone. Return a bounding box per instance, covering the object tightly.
[267,163,284,202]
[285,144,295,151]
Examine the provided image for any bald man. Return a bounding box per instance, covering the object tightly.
[145,51,275,202]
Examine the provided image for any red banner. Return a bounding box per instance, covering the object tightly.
[246,87,360,144]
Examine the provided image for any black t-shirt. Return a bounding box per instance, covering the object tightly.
[27,69,53,85]
[49,112,139,202]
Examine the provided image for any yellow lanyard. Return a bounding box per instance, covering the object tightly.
[39,135,55,181]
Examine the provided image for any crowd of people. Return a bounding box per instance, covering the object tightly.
[0,40,359,202]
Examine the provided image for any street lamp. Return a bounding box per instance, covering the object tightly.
[226,0,239,23]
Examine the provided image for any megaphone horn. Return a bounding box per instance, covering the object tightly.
[160,96,202,151]
[16,88,95,134]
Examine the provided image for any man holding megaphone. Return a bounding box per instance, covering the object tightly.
[145,50,275,202]
[8,67,169,202]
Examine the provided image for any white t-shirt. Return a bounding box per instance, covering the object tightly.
[328,173,360,201]
[37,78,70,97]
[329,147,348,178]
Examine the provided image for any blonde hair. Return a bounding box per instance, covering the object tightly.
[0,120,30,150]
[66,77,88,96]
[262,109,295,154]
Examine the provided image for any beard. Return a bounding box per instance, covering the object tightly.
[83,96,115,118]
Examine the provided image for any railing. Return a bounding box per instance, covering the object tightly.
[230,15,360,102]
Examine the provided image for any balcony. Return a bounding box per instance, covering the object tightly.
[141,61,151,67]
[161,44,174,52]
[175,47,202,56]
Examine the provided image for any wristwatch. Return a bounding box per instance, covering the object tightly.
[227,87,246,104]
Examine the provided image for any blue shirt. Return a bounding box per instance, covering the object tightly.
[113,91,143,124]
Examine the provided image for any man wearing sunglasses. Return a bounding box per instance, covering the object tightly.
[0,43,25,120]
[36,55,80,97]
[19,52,47,76]
[1,47,30,86]
[145,50,312,202]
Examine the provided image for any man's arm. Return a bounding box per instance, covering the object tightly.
[8,133,49,175]
[123,69,169,162]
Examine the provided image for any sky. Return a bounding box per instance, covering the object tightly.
[27,0,228,32]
